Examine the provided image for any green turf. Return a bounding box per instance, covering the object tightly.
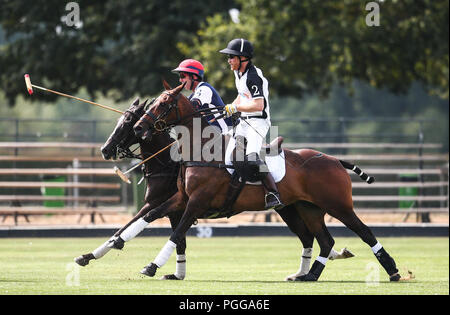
[0,237,448,295]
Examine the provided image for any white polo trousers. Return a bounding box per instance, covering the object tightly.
[232,118,270,156]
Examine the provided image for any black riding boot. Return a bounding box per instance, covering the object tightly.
[262,172,284,210]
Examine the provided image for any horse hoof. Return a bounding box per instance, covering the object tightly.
[389,273,401,282]
[285,274,304,281]
[107,236,124,250]
[160,274,183,280]
[141,263,158,277]
[294,273,318,282]
[74,255,90,267]
[341,247,355,258]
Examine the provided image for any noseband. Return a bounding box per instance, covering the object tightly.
[139,91,182,132]
[110,109,143,159]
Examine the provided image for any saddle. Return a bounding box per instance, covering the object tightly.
[262,136,284,155]
[184,136,285,219]
[221,136,284,217]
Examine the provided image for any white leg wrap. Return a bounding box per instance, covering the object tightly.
[316,255,328,265]
[285,248,312,280]
[154,240,177,268]
[328,248,340,260]
[371,242,382,254]
[299,248,313,275]
[174,254,186,279]
[92,239,113,259]
[120,218,149,242]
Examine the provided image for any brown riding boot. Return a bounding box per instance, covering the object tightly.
[262,172,284,210]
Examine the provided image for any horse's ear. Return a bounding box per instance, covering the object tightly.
[173,82,186,96]
[142,99,148,107]
[162,79,172,90]
[132,97,140,106]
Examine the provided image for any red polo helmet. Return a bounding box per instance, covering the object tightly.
[172,59,204,79]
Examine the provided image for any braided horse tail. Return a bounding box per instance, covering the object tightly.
[339,160,375,184]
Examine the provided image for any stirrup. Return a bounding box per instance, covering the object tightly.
[264,192,284,210]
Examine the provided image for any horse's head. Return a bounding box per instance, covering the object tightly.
[101,98,148,160]
[134,81,191,141]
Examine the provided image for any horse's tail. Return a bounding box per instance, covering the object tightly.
[339,160,375,184]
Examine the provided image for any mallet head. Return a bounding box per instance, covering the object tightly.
[24,74,33,95]
[114,166,131,184]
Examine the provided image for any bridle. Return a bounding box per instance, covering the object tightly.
[138,91,183,133]
[111,108,144,159]
[136,89,227,139]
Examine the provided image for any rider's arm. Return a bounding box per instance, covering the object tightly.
[235,97,264,112]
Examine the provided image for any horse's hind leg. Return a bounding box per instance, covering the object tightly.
[160,210,187,280]
[277,205,354,281]
[328,206,401,281]
[276,205,314,279]
[290,201,335,281]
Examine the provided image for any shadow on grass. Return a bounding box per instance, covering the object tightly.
[0,279,38,283]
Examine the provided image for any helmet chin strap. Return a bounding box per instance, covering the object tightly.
[238,57,251,76]
[188,74,202,90]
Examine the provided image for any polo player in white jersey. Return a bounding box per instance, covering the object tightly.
[220,38,284,210]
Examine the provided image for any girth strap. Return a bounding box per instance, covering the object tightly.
[182,161,245,219]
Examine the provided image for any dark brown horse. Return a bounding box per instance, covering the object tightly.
[74,98,182,279]
[126,82,403,282]
[74,97,353,280]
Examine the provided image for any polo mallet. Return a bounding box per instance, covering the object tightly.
[24,74,124,114]
[113,141,177,184]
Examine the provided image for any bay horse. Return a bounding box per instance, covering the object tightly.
[74,97,354,280]
[113,82,403,282]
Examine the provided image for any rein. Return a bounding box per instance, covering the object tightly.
[140,92,226,133]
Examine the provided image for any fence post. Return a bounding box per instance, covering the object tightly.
[417,123,430,222]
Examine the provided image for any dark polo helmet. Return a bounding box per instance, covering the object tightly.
[219,38,253,58]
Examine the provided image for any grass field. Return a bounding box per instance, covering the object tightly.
[0,236,448,295]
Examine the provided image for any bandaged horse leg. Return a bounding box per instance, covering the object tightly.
[276,206,314,280]
[161,210,187,280]
[328,247,355,260]
[288,201,334,281]
[343,215,400,280]
[277,204,351,280]
[108,192,186,250]
[74,204,156,266]
[141,197,204,278]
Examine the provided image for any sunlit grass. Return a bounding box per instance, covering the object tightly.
[0,237,448,295]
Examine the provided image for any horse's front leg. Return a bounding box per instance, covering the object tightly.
[160,210,187,280]
[74,201,156,266]
[107,191,186,249]
[140,198,206,278]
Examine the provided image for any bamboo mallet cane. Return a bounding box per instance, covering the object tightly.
[24,74,124,114]
[114,141,177,184]
[24,74,176,184]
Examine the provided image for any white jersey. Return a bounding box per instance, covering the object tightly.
[234,63,271,123]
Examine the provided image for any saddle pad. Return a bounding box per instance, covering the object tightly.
[225,150,286,185]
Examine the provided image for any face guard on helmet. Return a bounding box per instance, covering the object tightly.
[172,59,205,81]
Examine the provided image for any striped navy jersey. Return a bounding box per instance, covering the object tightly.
[189,82,232,134]
[234,63,270,122]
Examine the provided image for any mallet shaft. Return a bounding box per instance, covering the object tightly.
[124,141,177,175]
[31,84,124,114]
